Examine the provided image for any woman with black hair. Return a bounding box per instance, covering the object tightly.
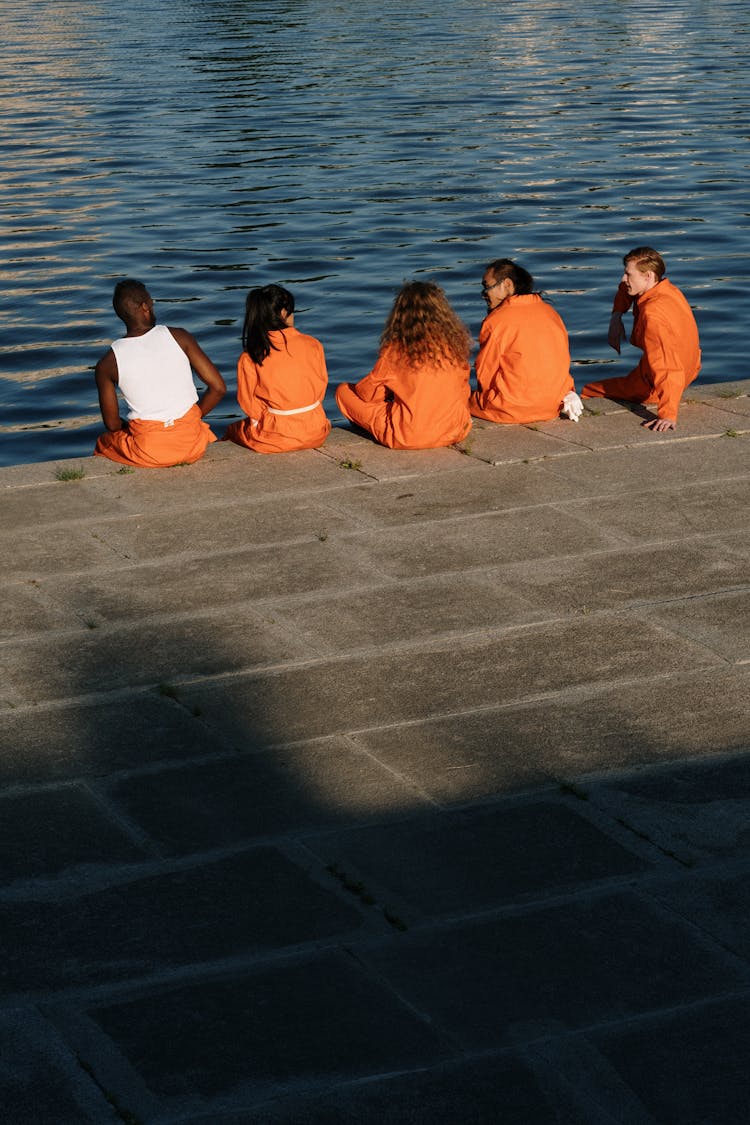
[470,258,582,424]
[224,284,331,453]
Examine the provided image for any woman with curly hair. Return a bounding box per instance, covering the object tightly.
[223,284,331,454]
[335,280,472,449]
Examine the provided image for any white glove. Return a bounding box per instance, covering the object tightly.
[562,391,583,423]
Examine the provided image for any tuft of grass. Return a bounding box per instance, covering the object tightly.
[716,388,743,399]
[117,466,135,474]
[725,429,739,438]
[326,863,376,905]
[317,530,329,542]
[383,909,408,932]
[157,682,179,700]
[339,458,362,471]
[83,618,98,630]
[55,465,85,481]
[560,781,589,801]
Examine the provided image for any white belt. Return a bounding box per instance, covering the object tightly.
[267,400,321,416]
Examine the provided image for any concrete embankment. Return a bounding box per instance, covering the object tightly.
[1,384,749,1124]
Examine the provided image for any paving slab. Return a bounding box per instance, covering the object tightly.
[582,753,750,864]
[316,457,587,526]
[2,580,73,639]
[0,608,309,704]
[361,892,750,1051]
[1,522,121,579]
[638,588,750,664]
[179,616,718,748]
[0,1008,115,1125]
[696,392,750,419]
[539,400,750,449]
[344,503,618,580]
[106,737,429,854]
[319,424,469,480]
[558,476,750,544]
[588,995,750,1125]
[535,410,663,452]
[36,536,379,623]
[0,477,131,526]
[79,951,451,1106]
[536,431,750,493]
[0,850,363,996]
[351,666,750,802]
[304,799,651,922]
[455,417,581,464]
[653,871,750,963]
[211,1052,593,1125]
[0,785,147,883]
[265,571,545,653]
[0,696,230,785]
[82,440,364,513]
[498,536,748,614]
[90,495,356,561]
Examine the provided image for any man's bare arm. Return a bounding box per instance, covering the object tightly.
[94,349,125,431]
[170,327,226,417]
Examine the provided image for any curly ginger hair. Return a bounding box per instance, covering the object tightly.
[379,281,472,368]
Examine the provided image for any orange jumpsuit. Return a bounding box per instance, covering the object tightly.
[95,404,215,467]
[224,327,331,454]
[469,294,574,424]
[582,279,701,421]
[335,345,471,449]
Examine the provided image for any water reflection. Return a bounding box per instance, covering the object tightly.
[0,0,748,465]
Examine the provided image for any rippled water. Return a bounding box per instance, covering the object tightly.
[1,0,748,466]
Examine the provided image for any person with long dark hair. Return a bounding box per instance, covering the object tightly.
[470,258,582,424]
[224,284,330,453]
[335,280,472,449]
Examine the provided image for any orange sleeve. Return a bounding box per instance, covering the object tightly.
[474,315,507,398]
[640,316,689,420]
[235,352,262,418]
[348,352,393,403]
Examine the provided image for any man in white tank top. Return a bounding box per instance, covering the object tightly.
[94,279,226,467]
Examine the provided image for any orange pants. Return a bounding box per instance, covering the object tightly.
[581,369,657,406]
[94,405,215,467]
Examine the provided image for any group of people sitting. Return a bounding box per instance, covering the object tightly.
[93,246,701,468]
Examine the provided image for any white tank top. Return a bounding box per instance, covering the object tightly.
[111,325,198,423]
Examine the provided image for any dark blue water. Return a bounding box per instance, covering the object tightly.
[1,0,748,466]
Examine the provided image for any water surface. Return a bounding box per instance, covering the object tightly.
[1,0,748,465]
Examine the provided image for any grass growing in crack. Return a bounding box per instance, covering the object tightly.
[383,909,408,932]
[117,466,135,474]
[339,458,362,471]
[157,682,179,700]
[724,429,739,438]
[327,863,408,930]
[327,863,376,905]
[83,618,98,630]
[559,780,589,801]
[55,465,86,481]
[716,388,743,399]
